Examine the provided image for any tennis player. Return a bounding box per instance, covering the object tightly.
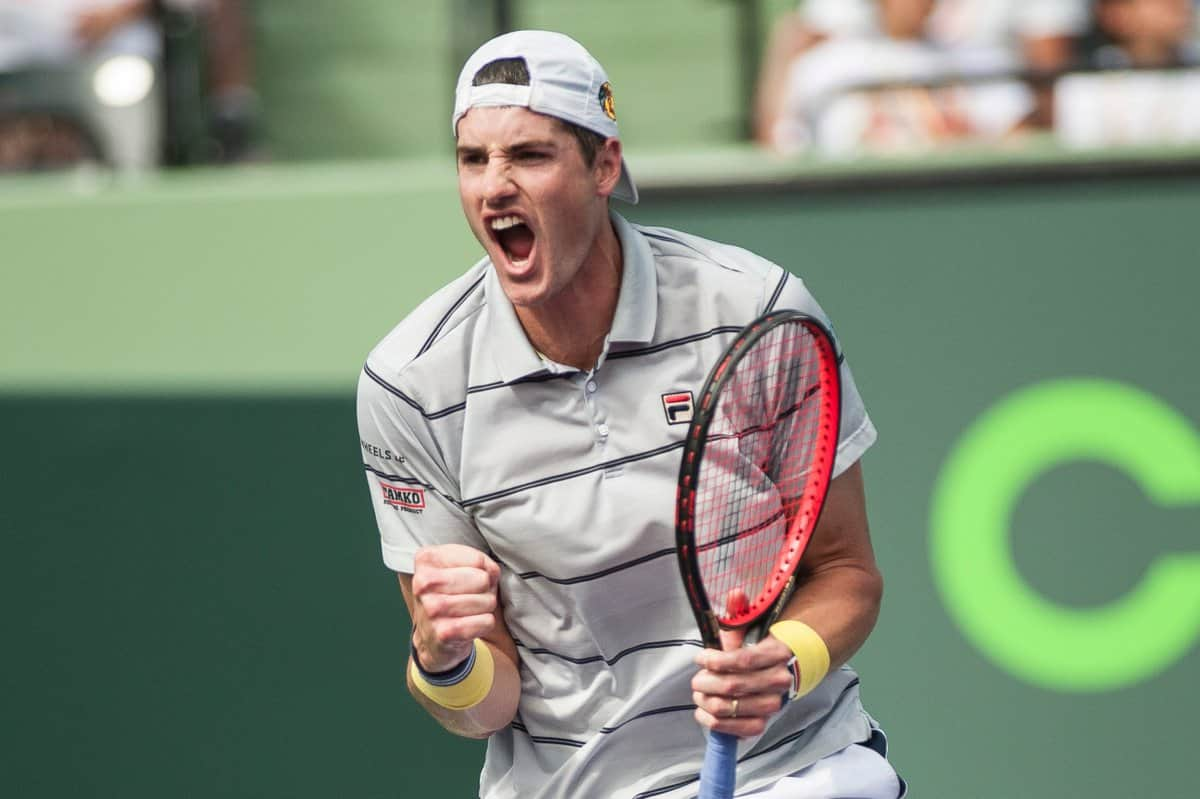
[357,30,904,799]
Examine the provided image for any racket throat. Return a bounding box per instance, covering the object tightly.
[763,575,797,630]
[702,609,723,647]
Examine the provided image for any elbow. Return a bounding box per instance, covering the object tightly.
[867,564,884,608]
[862,564,884,632]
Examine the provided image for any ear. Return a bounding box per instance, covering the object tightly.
[594,137,624,199]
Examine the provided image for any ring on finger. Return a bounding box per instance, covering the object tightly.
[730,698,739,719]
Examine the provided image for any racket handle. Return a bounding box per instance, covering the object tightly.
[698,729,738,799]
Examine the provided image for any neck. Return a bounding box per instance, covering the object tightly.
[517,217,623,371]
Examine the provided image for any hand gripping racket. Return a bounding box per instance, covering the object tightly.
[674,310,842,799]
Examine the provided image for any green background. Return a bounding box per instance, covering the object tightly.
[3,151,1198,797]
[250,0,799,161]
[4,2,1199,794]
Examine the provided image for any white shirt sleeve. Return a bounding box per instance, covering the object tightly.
[356,365,487,574]
[1011,0,1089,39]
[767,271,878,476]
[798,0,876,37]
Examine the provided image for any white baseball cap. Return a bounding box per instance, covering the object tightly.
[452,30,639,204]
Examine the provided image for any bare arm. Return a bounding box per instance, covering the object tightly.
[753,13,828,147]
[398,545,522,739]
[692,461,882,737]
[776,460,882,666]
[74,0,151,46]
[1024,34,1078,129]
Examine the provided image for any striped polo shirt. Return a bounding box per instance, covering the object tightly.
[357,212,878,799]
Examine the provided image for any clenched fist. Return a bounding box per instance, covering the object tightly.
[410,545,501,672]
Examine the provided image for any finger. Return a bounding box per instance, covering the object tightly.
[413,565,498,597]
[716,588,750,652]
[692,691,784,723]
[692,663,793,698]
[725,587,749,618]
[718,625,746,653]
[419,591,498,620]
[426,612,496,647]
[693,705,769,738]
[481,555,501,584]
[415,544,499,573]
[698,636,793,673]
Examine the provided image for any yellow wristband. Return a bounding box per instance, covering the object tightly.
[769,620,830,699]
[409,639,495,710]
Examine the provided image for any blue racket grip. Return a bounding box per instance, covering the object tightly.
[698,729,738,799]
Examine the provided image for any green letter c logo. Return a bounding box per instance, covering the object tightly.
[930,379,1200,692]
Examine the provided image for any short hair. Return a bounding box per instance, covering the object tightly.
[470,57,607,166]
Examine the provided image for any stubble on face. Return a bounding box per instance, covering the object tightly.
[455,106,625,368]
[456,106,614,311]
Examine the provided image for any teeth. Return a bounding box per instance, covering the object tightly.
[490,215,523,231]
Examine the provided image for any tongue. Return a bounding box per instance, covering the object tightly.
[499,224,534,261]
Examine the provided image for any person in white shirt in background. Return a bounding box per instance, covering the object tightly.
[756,0,1088,145]
[0,0,160,169]
[1088,0,1198,67]
[1056,0,1200,148]
[0,0,158,70]
[766,0,1036,156]
[0,0,257,168]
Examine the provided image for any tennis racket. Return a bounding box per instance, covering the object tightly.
[674,310,842,799]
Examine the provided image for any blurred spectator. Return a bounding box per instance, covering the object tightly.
[192,0,259,163]
[924,0,1089,71]
[766,0,1035,156]
[0,0,160,170]
[0,0,159,70]
[0,113,99,170]
[1088,0,1198,67]
[0,0,258,171]
[1056,0,1200,147]
[756,0,1089,142]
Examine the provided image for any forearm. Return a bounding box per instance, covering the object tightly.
[771,461,882,668]
[779,561,883,669]
[407,639,521,739]
[753,16,824,146]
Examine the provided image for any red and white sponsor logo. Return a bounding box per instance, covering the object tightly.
[661,390,695,425]
[381,482,425,512]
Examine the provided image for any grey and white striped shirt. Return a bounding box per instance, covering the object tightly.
[358,212,878,799]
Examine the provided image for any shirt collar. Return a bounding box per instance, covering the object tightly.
[607,211,658,346]
[485,211,658,382]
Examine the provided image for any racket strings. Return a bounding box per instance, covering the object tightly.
[692,322,833,623]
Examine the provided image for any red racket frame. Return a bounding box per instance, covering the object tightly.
[674,310,843,648]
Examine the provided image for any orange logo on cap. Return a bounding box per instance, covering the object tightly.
[598,82,616,121]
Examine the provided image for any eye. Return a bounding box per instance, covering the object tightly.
[516,150,549,163]
[458,152,486,167]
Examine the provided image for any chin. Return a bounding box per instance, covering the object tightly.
[502,283,553,310]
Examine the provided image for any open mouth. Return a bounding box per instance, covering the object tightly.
[490,214,535,266]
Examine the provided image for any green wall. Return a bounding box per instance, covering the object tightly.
[4,156,1198,797]
[251,0,800,161]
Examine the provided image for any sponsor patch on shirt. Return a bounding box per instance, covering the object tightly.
[380,482,425,513]
[661,390,694,425]
[361,438,407,463]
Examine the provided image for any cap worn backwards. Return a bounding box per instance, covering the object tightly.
[452,30,638,204]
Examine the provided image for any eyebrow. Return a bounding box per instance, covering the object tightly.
[455,139,560,158]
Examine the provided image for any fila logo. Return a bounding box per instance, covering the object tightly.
[662,391,695,425]
[381,482,425,513]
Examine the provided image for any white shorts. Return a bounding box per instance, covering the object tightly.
[736,740,904,799]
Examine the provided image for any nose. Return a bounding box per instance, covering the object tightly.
[482,159,517,206]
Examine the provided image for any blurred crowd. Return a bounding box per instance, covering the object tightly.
[757,0,1200,156]
[0,0,257,172]
[2,1,1198,173]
